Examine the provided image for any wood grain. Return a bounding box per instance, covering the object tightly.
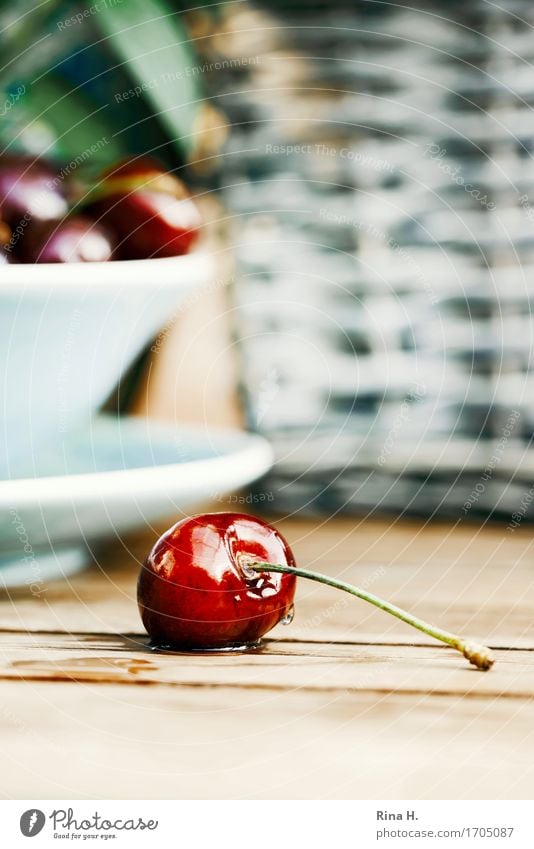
[0,632,530,698]
[1,515,533,799]
[0,682,532,799]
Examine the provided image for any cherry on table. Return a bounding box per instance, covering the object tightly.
[138,511,494,669]
[138,512,297,651]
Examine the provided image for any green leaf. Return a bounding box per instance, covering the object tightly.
[0,0,71,88]
[0,72,126,165]
[94,0,203,159]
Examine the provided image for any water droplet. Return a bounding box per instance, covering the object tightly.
[280,604,295,626]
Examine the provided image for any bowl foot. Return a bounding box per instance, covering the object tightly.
[0,546,89,590]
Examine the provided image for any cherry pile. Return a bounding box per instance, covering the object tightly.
[0,154,201,263]
[138,512,495,670]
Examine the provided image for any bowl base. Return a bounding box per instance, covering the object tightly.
[0,546,89,590]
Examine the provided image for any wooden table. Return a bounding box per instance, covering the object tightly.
[1,512,533,799]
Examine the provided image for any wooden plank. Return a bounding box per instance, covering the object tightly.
[0,631,530,698]
[1,514,533,800]
[0,681,532,799]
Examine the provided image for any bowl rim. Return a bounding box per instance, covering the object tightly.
[0,248,215,292]
[0,422,273,505]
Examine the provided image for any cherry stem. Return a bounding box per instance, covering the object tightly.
[243,559,494,671]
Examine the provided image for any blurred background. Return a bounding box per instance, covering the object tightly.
[2,0,534,524]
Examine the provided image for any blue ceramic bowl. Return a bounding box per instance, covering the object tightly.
[0,251,215,476]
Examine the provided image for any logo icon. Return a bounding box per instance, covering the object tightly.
[20,809,46,837]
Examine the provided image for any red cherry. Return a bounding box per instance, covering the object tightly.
[138,512,297,650]
[87,157,201,259]
[138,512,495,669]
[0,155,68,227]
[21,216,115,263]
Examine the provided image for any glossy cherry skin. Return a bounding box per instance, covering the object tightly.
[0,156,68,227]
[21,216,115,263]
[88,157,201,259]
[138,512,297,650]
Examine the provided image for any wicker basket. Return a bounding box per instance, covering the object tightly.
[206,0,534,520]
